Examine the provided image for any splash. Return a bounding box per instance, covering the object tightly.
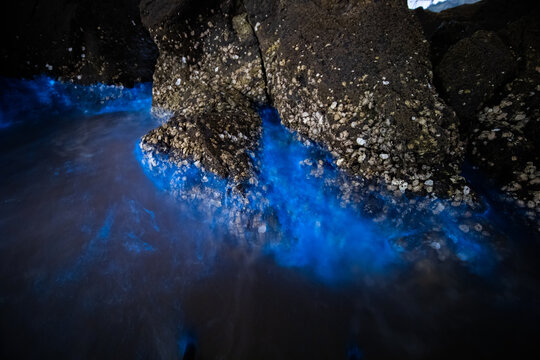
[0,76,152,128]
[0,76,498,283]
[139,107,498,282]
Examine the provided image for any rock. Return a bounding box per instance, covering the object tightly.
[139,0,268,183]
[500,15,540,74]
[470,74,540,217]
[141,109,261,182]
[139,0,536,206]
[140,0,268,115]
[415,0,540,68]
[436,30,518,122]
[0,0,158,86]
[415,0,539,218]
[244,0,465,196]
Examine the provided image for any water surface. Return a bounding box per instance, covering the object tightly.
[1,78,539,359]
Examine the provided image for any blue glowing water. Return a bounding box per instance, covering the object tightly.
[138,106,498,282]
[1,77,539,359]
[0,76,151,128]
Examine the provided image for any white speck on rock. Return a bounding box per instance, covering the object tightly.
[399,182,408,192]
[175,78,182,86]
[314,112,324,124]
[380,153,389,160]
[356,137,366,146]
[258,224,266,233]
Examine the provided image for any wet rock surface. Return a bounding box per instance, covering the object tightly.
[0,0,158,86]
[140,0,268,182]
[417,0,540,219]
[470,75,540,219]
[243,0,466,197]
[436,30,518,122]
[8,0,533,210]
[141,110,261,182]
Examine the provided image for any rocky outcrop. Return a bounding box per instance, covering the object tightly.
[436,30,518,121]
[139,0,268,182]
[417,0,540,217]
[0,0,158,86]
[415,0,540,70]
[141,110,261,182]
[470,75,540,217]
[138,0,537,210]
[243,0,466,197]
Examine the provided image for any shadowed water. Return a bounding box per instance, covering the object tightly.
[1,78,539,359]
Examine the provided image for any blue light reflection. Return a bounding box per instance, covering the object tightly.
[139,107,498,282]
[0,76,152,128]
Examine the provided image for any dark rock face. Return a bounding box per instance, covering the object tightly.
[139,0,267,114]
[416,0,540,71]
[137,0,537,210]
[0,0,158,86]
[417,0,540,216]
[243,0,465,196]
[470,75,540,217]
[436,30,518,121]
[140,0,267,182]
[141,110,262,182]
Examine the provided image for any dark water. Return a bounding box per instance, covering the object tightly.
[1,78,539,359]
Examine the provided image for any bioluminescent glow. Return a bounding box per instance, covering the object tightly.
[2,77,538,359]
[139,107,498,282]
[0,76,498,283]
[0,76,152,128]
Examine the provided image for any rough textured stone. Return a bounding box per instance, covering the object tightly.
[140,0,268,182]
[140,0,267,115]
[500,15,540,74]
[436,30,518,121]
[470,74,540,218]
[243,0,466,197]
[418,0,540,218]
[416,0,540,68]
[141,109,261,182]
[0,0,158,86]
